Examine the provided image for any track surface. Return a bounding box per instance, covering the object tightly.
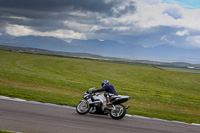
[0,99,200,133]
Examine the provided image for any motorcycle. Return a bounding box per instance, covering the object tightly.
[76,88,131,120]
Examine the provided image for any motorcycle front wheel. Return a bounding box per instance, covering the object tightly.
[76,100,90,115]
[109,104,126,120]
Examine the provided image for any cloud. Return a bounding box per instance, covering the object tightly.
[2,16,32,20]
[112,27,131,32]
[163,7,182,19]
[140,0,162,5]
[0,0,113,14]
[186,36,200,48]
[160,35,176,44]
[63,21,104,32]
[6,24,86,39]
[0,0,136,37]
[135,2,200,30]
[176,30,189,36]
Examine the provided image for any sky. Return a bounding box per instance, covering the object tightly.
[0,0,200,49]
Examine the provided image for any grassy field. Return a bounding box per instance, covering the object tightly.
[0,50,200,123]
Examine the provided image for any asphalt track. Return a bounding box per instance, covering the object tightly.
[0,98,200,133]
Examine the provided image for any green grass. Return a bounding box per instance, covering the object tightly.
[0,50,200,123]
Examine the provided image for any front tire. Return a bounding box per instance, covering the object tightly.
[76,100,90,115]
[109,104,126,120]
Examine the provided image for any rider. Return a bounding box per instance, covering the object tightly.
[92,80,117,111]
[93,80,117,95]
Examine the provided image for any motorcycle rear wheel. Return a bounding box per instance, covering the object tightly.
[76,100,90,115]
[109,104,126,120]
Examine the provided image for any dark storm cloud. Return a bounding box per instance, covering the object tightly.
[0,0,114,19]
[112,1,136,17]
[0,0,136,33]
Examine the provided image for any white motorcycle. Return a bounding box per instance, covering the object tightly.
[76,88,131,120]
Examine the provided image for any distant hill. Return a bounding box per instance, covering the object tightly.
[70,39,200,64]
[0,35,71,51]
[0,35,200,64]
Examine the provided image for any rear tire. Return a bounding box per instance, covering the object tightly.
[109,104,126,120]
[76,100,90,115]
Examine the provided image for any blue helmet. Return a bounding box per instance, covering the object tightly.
[102,80,109,87]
